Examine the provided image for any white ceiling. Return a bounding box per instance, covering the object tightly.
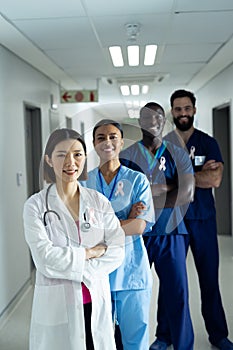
[1,0,233,121]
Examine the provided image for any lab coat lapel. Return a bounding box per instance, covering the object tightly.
[47,184,78,243]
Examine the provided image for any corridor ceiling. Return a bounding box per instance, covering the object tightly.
[1,0,233,120]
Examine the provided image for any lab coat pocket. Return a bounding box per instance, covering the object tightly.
[33,284,68,326]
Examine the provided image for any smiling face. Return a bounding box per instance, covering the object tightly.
[45,139,86,183]
[93,124,124,163]
[139,106,166,138]
[171,96,196,131]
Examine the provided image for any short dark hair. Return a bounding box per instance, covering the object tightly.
[92,119,124,140]
[43,128,87,183]
[170,89,196,108]
[140,102,165,119]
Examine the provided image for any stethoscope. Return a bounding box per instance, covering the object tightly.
[43,183,91,232]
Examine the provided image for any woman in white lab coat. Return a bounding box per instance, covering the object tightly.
[23,128,125,350]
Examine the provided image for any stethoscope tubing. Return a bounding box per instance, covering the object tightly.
[43,183,91,231]
[43,184,61,226]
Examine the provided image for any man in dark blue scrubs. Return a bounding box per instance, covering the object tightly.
[166,89,233,350]
[120,102,195,350]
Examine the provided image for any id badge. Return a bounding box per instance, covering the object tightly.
[194,155,206,166]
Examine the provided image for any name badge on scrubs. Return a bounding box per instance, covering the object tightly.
[194,156,206,166]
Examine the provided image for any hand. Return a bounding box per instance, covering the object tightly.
[85,244,107,259]
[195,160,223,188]
[128,202,147,218]
[202,160,222,171]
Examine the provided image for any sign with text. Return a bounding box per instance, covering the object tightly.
[60,90,98,103]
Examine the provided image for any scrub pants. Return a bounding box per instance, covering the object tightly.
[112,288,151,350]
[185,218,229,345]
[144,234,194,350]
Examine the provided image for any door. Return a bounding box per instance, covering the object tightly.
[24,104,42,272]
[213,104,232,236]
[24,105,42,197]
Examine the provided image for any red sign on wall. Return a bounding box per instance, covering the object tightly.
[60,90,98,103]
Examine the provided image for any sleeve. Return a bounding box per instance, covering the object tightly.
[83,198,125,284]
[203,135,223,163]
[23,196,86,282]
[132,174,155,233]
[120,146,144,173]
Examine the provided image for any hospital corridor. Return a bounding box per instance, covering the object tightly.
[0,235,232,350]
[1,1,233,350]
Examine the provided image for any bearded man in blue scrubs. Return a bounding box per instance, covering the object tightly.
[166,89,233,350]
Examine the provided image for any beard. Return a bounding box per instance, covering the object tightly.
[173,115,194,131]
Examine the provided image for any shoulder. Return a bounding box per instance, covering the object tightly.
[164,131,182,145]
[121,164,144,177]
[25,188,46,205]
[165,140,188,158]
[194,129,220,147]
[88,167,98,176]
[79,182,109,205]
[80,168,98,187]
[194,128,213,140]
[23,188,47,217]
[120,142,144,172]
[120,142,140,156]
[121,165,149,184]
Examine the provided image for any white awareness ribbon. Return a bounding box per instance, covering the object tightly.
[88,207,97,225]
[159,156,166,171]
[189,146,195,159]
[115,181,125,196]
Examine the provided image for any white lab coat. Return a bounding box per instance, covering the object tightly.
[23,183,125,350]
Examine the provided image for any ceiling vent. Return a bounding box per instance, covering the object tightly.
[115,74,169,85]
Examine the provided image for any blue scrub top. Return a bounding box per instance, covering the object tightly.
[82,165,155,291]
[120,140,193,235]
[165,129,223,220]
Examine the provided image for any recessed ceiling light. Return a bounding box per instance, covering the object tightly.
[109,46,124,67]
[131,84,140,95]
[144,45,157,66]
[120,85,130,96]
[142,85,149,94]
[127,45,139,66]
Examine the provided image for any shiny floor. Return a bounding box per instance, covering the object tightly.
[0,236,233,350]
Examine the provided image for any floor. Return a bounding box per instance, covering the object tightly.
[0,235,233,350]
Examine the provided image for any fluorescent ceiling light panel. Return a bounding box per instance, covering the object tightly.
[127,45,139,66]
[142,85,149,94]
[144,45,157,66]
[120,85,130,96]
[131,84,140,95]
[109,46,124,67]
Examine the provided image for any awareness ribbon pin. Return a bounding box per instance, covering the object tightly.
[115,181,124,196]
[88,208,97,225]
[159,156,166,171]
[189,146,195,159]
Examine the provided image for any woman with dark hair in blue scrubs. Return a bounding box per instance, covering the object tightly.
[82,119,155,350]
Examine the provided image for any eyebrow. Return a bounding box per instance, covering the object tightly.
[174,104,192,108]
[96,132,118,136]
[55,149,84,153]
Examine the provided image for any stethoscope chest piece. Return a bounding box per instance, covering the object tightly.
[81,222,91,232]
[81,209,91,231]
